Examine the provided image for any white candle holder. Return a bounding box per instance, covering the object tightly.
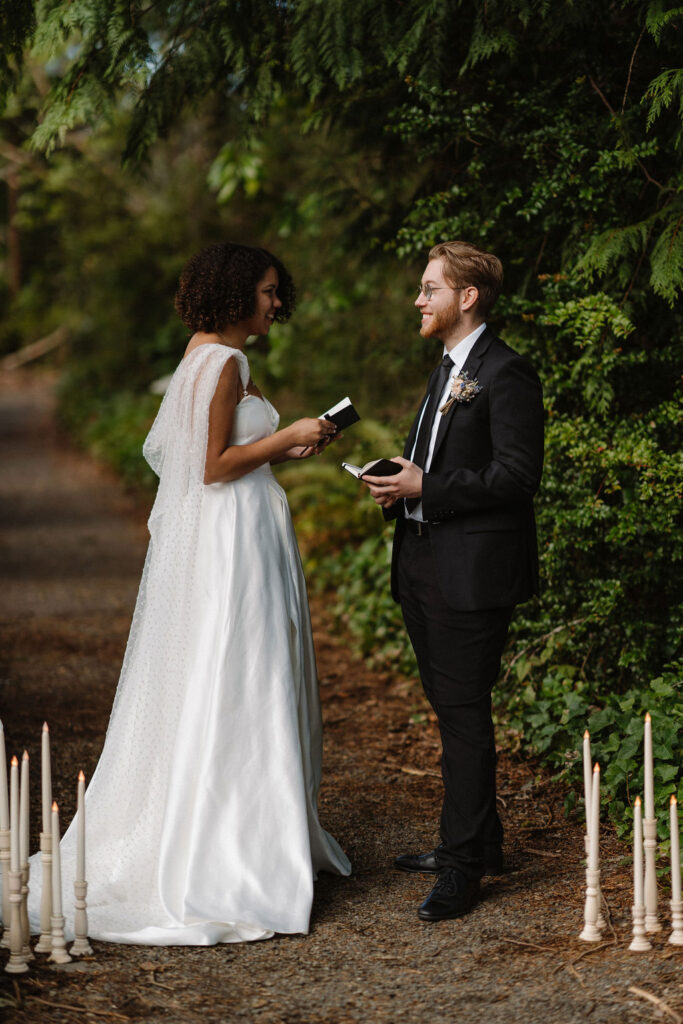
[35,831,53,953]
[19,863,34,961]
[579,865,602,941]
[48,912,72,965]
[669,898,683,946]
[584,833,606,930]
[5,868,28,974]
[70,880,93,956]
[0,827,10,947]
[643,817,662,932]
[629,900,652,951]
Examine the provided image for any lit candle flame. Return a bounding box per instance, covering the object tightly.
[78,770,85,781]
[52,800,58,812]
[645,711,651,723]
[22,750,29,761]
[635,795,641,806]
[672,795,678,807]
[584,729,590,739]
[11,755,18,767]
[43,721,49,732]
[593,763,600,773]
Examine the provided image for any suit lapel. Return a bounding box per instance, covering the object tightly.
[431,327,495,462]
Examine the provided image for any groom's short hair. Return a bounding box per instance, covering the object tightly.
[429,241,503,317]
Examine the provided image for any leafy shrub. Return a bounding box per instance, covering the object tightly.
[504,665,682,850]
[58,383,161,491]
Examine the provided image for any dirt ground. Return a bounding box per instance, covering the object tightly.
[0,370,680,1024]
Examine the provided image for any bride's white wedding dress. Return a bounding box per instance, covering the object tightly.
[27,343,351,944]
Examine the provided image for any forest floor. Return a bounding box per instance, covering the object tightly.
[0,369,680,1024]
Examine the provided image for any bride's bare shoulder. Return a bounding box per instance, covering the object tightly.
[183,331,224,358]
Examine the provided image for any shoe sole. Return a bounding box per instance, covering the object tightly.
[418,903,478,921]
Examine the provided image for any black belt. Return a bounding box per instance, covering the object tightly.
[404,518,430,537]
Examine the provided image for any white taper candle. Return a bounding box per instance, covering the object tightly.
[76,771,85,884]
[589,763,600,870]
[51,801,63,918]
[583,729,592,828]
[9,758,19,874]
[19,752,29,869]
[671,795,681,904]
[633,796,643,906]
[41,723,52,835]
[644,712,654,820]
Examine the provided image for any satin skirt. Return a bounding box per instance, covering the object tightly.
[24,465,350,945]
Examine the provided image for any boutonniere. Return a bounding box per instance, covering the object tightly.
[440,370,483,414]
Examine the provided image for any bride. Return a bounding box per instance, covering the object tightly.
[28,242,351,944]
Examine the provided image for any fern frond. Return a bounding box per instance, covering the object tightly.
[645,0,683,44]
[649,198,683,305]
[644,67,683,129]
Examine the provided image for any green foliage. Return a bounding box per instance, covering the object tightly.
[319,532,416,674]
[504,665,683,844]
[0,0,35,107]
[58,380,161,490]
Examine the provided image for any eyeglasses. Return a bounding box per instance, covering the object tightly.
[417,283,463,300]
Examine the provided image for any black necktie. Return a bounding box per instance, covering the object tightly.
[405,353,452,513]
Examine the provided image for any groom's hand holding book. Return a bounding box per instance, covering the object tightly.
[359,456,424,506]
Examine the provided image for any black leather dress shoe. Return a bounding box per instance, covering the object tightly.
[418,869,480,922]
[394,845,505,877]
[394,849,441,873]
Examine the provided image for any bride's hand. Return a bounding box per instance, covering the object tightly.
[286,418,338,449]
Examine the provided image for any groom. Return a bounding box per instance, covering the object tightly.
[363,240,544,921]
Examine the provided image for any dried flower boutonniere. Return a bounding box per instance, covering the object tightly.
[440,370,483,414]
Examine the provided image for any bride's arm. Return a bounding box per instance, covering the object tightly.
[204,358,337,484]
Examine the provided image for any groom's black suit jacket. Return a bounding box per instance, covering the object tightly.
[387,327,544,611]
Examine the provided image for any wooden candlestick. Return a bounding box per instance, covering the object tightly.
[19,751,33,961]
[629,797,651,952]
[642,713,661,933]
[35,724,54,953]
[580,764,602,941]
[71,771,92,956]
[48,802,71,965]
[5,757,28,974]
[581,730,605,931]
[35,830,53,953]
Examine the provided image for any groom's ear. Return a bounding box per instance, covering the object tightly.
[461,286,479,312]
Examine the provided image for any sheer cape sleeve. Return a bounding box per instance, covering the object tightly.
[142,343,249,526]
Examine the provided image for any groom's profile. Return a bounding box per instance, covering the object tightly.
[362,240,544,921]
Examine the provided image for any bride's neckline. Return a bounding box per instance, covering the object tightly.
[180,342,265,405]
[182,340,246,360]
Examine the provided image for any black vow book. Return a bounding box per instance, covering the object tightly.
[322,397,361,432]
[342,459,402,480]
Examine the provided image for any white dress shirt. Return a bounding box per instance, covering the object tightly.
[406,322,487,522]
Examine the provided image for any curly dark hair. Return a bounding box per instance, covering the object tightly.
[174,242,296,332]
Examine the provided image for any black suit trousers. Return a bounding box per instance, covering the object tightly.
[398,528,513,880]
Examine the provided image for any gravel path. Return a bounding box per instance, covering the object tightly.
[0,370,680,1024]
